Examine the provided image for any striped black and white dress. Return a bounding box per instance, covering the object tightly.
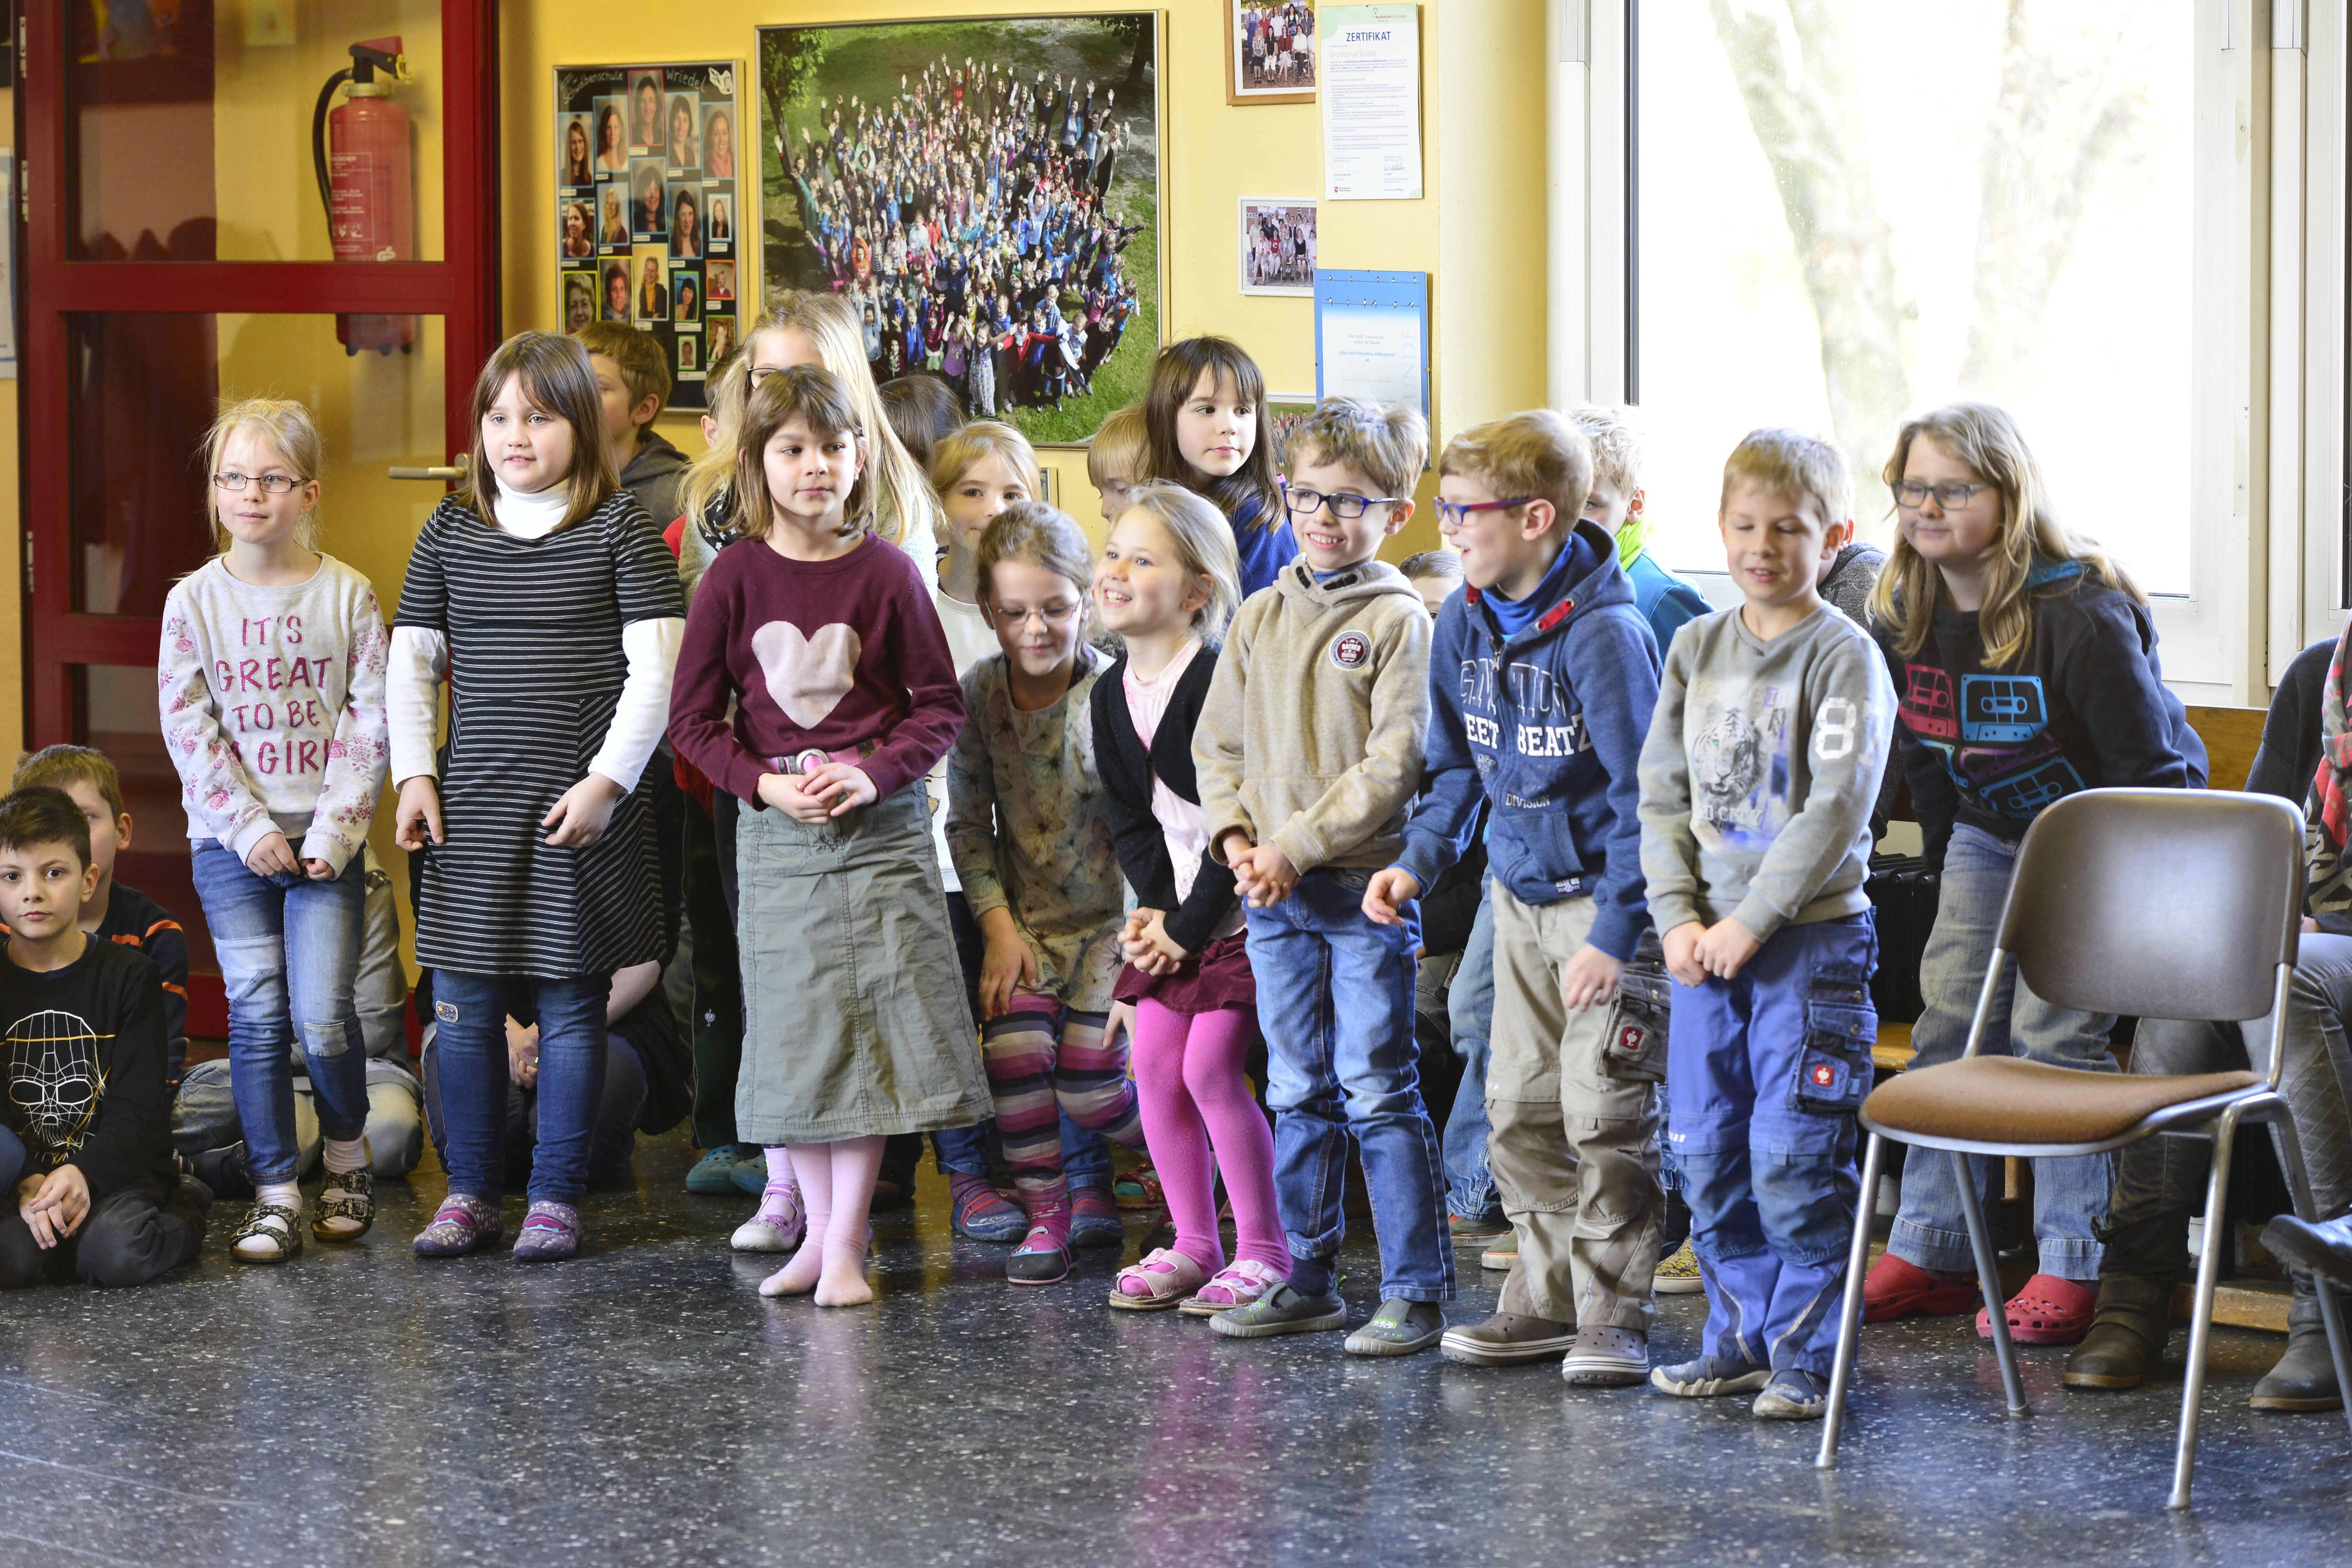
[394,492,685,978]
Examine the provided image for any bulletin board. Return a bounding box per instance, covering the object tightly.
[1313,268,1427,419]
[554,60,745,405]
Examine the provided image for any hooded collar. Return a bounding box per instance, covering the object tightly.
[1462,518,1637,649]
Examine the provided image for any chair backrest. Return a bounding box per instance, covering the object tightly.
[1997,789,2304,1023]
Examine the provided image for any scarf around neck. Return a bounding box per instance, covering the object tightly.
[1614,508,1653,570]
[2304,618,2352,914]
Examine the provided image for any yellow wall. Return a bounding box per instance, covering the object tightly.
[0,83,17,770]
[499,0,1551,557]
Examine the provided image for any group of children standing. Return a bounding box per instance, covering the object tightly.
[0,298,2206,1424]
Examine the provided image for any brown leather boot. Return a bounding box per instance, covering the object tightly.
[2250,1276,2349,1412]
[2063,1274,2171,1390]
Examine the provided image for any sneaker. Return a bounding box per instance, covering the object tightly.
[1209,1283,1348,1339]
[686,1142,760,1195]
[1068,1185,1124,1248]
[413,1193,503,1257]
[1561,1326,1649,1387]
[1863,1253,1979,1322]
[1480,1230,1519,1271]
[1449,1212,1510,1245]
[731,1180,806,1253]
[1006,1222,1073,1286]
[1653,1238,1705,1295]
[948,1176,1029,1242]
[511,1200,582,1262]
[1438,1311,1575,1366]
[1651,1353,1773,1397]
[1752,1367,1830,1421]
[1344,1298,1447,1358]
[1113,1162,1164,1211]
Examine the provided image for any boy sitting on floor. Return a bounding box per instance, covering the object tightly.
[0,787,208,1287]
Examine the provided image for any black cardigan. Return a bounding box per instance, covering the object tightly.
[1089,645,1240,955]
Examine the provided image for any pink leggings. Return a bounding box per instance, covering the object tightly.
[1130,999,1286,1275]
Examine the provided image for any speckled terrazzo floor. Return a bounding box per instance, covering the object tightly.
[0,1131,2344,1568]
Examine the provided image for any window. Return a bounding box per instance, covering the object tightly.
[1629,0,2197,594]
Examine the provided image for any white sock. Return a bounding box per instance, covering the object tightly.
[322,1136,367,1178]
[256,1180,303,1215]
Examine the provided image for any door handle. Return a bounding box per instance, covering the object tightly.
[389,455,468,481]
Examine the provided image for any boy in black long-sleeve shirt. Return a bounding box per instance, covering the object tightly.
[0,787,206,1288]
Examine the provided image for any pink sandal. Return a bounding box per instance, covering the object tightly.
[1109,1247,1208,1311]
[1178,1257,1288,1317]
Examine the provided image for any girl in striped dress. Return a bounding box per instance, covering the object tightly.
[387,332,686,1262]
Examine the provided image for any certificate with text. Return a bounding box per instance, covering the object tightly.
[1320,5,1421,202]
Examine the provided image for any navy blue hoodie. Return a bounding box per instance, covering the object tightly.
[1394,519,1661,962]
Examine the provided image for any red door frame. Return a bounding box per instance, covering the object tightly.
[18,0,503,742]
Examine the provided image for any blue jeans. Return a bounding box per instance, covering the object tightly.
[1891,825,2118,1280]
[1442,892,1501,1222]
[1247,869,1454,1302]
[428,971,610,1205]
[1669,914,1876,1377]
[190,839,369,1185]
[421,1032,646,1185]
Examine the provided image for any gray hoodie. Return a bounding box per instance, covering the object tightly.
[1194,558,1431,874]
[620,428,690,533]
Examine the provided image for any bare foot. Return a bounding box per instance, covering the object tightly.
[813,1244,872,1307]
[759,1236,825,1297]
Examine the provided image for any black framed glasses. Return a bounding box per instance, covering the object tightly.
[211,472,303,494]
[1892,479,1990,510]
[1283,484,1404,520]
[1434,497,1533,529]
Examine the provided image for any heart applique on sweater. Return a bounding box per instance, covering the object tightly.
[751,620,864,729]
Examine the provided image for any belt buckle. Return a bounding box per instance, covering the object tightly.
[791,748,830,776]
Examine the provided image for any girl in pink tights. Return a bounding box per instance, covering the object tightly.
[1090,484,1289,1313]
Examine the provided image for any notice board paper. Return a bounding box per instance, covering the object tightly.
[1321,5,1422,201]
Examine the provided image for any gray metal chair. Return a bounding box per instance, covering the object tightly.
[1814,788,2352,1509]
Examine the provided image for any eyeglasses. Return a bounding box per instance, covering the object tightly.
[987,600,1083,630]
[1283,485,1404,520]
[212,472,303,494]
[1892,479,1990,510]
[1434,498,1533,529]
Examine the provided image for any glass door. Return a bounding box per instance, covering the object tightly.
[20,0,501,1029]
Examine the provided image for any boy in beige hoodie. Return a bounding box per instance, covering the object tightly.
[1193,397,1454,1356]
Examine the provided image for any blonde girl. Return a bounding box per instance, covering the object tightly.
[389,331,686,1262]
[158,398,389,1264]
[944,504,1148,1285]
[1090,482,1294,1312]
[1862,400,2205,1341]
[667,366,984,1305]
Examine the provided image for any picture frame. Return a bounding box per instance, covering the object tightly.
[758,13,1164,447]
[1226,1,1317,105]
[557,61,743,408]
[1238,197,1316,297]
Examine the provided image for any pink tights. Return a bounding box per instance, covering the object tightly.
[759,1135,885,1305]
[1129,1000,1286,1277]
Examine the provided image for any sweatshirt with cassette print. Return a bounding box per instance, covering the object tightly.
[1392,519,1661,964]
[1638,604,1896,944]
[1877,559,2206,866]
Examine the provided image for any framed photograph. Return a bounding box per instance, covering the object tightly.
[678,335,702,374]
[1227,1,1317,105]
[708,313,738,364]
[558,61,743,408]
[1266,394,1319,465]
[1238,197,1316,296]
[706,259,737,302]
[758,14,1164,446]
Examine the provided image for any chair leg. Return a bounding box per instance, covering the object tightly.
[2169,1110,2239,1512]
[2263,1109,2352,1443]
[1952,1148,2028,1416]
[1816,1132,1887,1470]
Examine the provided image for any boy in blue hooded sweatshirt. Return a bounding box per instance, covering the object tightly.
[1364,409,1667,1387]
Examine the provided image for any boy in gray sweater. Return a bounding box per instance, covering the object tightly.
[1636,429,1895,1420]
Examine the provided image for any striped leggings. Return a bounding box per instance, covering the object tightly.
[981,992,1145,1201]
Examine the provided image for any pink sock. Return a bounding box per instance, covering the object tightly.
[762,1143,837,1297]
[825,1135,885,1253]
[764,1146,795,1184]
[1181,1006,1286,1272]
[1132,998,1224,1276]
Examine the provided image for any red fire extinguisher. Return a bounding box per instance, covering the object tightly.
[313,38,418,356]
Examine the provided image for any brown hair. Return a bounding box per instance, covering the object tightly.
[1282,397,1429,501]
[1438,409,1594,533]
[201,397,325,553]
[1118,481,1242,641]
[0,788,92,871]
[879,375,967,472]
[1143,337,1284,536]
[576,320,673,419]
[728,365,870,543]
[978,502,1103,646]
[11,745,127,820]
[460,331,618,530]
[1870,401,2140,669]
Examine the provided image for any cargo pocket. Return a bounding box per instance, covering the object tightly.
[1601,934,1673,1083]
[1792,971,1876,1115]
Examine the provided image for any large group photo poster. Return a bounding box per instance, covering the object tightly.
[556,60,745,407]
[758,14,1163,446]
